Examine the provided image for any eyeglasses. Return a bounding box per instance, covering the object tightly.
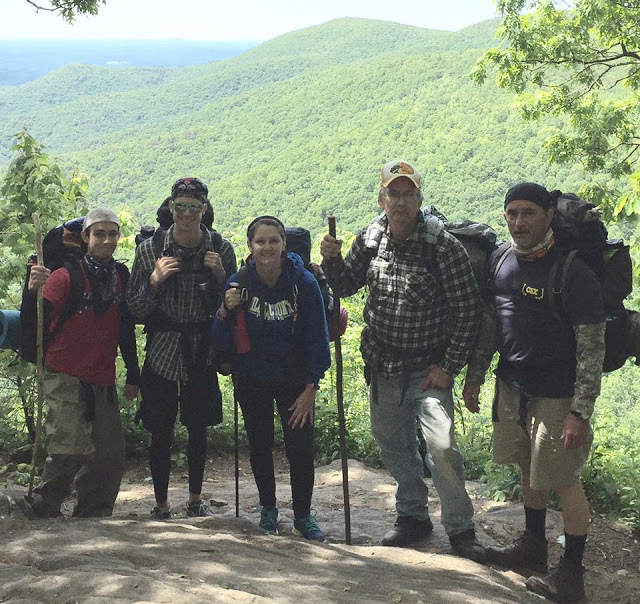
[385,189,421,204]
[173,202,204,214]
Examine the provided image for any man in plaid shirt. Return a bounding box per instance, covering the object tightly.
[128,177,236,519]
[321,160,485,561]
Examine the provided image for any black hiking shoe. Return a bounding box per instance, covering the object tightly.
[449,528,487,563]
[150,506,172,520]
[27,495,62,519]
[486,530,548,573]
[525,555,586,602]
[381,516,433,547]
[185,499,214,517]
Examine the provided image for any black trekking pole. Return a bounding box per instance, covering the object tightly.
[233,374,240,518]
[328,216,351,545]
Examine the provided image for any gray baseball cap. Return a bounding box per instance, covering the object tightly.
[82,208,121,232]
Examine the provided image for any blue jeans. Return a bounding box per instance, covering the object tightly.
[369,368,474,536]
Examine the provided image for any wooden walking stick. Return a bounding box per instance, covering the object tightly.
[328,216,351,545]
[27,212,45,501]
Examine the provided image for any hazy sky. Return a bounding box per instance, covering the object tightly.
[1,0,499,41]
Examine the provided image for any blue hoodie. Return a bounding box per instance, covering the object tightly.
[213,252,331,385]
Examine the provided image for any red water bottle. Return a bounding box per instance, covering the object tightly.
[234,309,251,353]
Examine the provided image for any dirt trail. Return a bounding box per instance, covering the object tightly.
[1,456,638,603]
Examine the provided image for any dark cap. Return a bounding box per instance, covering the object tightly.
[170,177,208,203]
[504,182,551,210]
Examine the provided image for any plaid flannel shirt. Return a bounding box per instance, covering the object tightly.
[127,225,237,381]
[323,213,481,377]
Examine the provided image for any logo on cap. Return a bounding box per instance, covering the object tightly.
[390,162,415,176]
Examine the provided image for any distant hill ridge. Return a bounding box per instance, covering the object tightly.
[0,17,589,238]
[0,39,258,87]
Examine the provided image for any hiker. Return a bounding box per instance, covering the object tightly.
[462,182,606,602]
[26,208,140,518]
[320,160,485,561]
[127,177,237,519]
[213,216,331,540]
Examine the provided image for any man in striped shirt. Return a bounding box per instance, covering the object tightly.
[321,160,484,561]
[127,177,236,519]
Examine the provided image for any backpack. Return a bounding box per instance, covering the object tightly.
[423,206,500,296]
[490,192,638,372]
[284,227,347,341]
[18,216,128,364]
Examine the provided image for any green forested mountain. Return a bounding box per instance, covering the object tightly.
[0,17,589,239]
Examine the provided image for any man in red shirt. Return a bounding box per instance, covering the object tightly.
[27,208,139,518]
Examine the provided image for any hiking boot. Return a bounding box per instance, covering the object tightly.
[28,495,62,519]
[259,506,279,535]
[525,555,585,602]
[185,499,214,517]
[449,528,487,563]
[293,513,325,542]
[381,516,433,547]
[486,530,548,573]
[150,506,172,520]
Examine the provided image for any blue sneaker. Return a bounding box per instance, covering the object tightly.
[293,513,325,542]
[259,506,279,535]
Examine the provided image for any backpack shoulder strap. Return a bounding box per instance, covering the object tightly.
[151,228,166,259]
[49,260,86,338]
[488,242,512,292]
[234,264,252,308]
[548,249,578,318]
[208,229,223,253]
[115,261,130,295]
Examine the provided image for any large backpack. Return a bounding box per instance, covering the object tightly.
[19,216,128,364]
[423,206,500,296]
[490,192,639,372]
[284,227,346,341]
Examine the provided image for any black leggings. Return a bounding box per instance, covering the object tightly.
[235,377,314,519]
[150,426,207,504]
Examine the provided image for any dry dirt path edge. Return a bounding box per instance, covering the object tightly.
[1,458,638,603]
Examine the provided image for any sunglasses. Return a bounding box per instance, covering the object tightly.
[173,202,204,214]
[385,189,421,204]
[174,180,205,193]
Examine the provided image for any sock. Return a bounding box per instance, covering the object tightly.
[564,532,587,564]
[524,506,547,540]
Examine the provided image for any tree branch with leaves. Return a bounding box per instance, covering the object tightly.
[472,0,640,222]
[24,0,106,22]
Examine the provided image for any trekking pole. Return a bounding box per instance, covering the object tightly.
[233,375,240,518]
[27,213,45,501]
[328,216,351,545]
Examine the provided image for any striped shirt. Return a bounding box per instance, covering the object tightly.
[127,225,237,381]
[323,213,481,377]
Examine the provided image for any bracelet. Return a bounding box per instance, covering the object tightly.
[215,308,227,321]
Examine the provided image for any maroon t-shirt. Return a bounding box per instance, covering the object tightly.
[43,265,122,386]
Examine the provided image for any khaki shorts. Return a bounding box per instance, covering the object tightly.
[492,380,592,491]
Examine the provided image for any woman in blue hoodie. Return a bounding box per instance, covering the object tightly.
[213,216,330,540]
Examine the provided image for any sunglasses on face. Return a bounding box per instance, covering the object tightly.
[385,189,421,204]
[173,202,204,214]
